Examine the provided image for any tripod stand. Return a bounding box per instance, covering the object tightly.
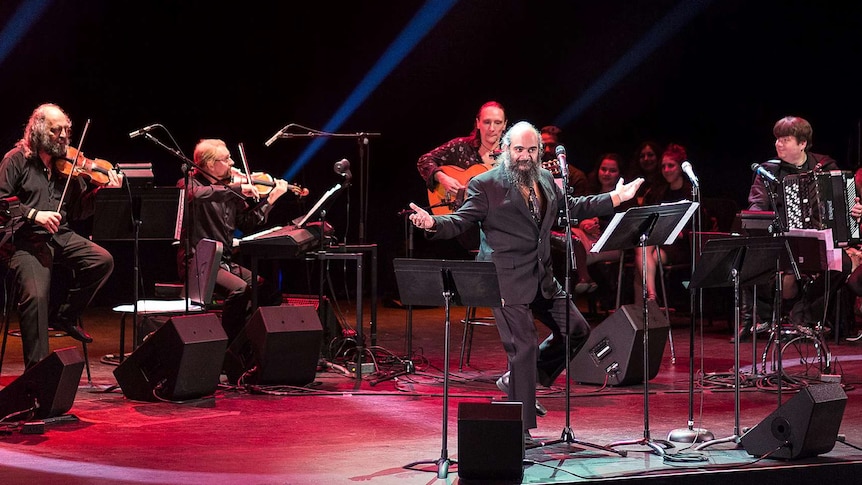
[593,200,698,456]
[394,258,502,479]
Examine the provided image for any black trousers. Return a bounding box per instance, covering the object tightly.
[491,288,590,430]
[9,231,113,369]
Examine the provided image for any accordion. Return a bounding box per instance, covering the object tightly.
[783,170,860,246]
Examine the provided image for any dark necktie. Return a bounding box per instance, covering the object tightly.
[528,186,541,225]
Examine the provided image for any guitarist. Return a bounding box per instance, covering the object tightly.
[416,100,507,255]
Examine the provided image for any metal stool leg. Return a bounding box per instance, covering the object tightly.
[657,253,676,363]
[615,251,625,309]
[0,303,10,377]
[78,318,92,385]
[459,307,474,371]
[458,307,495,371]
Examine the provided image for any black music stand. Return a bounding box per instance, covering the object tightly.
[394,258,501,480]
[93,186,180,363]
[593,201,698,456]
[689,236,790,451]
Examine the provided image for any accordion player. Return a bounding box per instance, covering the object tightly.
[783,170,861,246]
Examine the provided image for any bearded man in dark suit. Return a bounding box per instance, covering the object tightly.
[409,121,642,435]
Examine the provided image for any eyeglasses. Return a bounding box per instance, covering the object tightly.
[214,155,232,163]
[49,125,72,136]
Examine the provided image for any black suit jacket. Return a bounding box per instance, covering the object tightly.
[430,166,615,305]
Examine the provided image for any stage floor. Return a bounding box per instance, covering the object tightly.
[2,298,862,484]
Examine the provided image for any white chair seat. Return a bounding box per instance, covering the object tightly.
[113,299,205,314]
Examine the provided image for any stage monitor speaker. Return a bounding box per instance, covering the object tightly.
[224,305,322,386]
[740,383,847,459]
[113,313,227,402]
[282,294,340,359]
[567,300,668,386]
[0,347,84,419]
[457,402,523,482]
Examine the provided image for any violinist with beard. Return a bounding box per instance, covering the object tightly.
[408,121,642,437]
[0,103,122,369]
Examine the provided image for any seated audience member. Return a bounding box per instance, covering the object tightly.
[633,143,693,304]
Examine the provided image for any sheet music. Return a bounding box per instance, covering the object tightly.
[592,200,699,252]
[787,227,843,271]
[665,200,700,246]
[294,184,342,228]
[174,188,185,241]
[239,226,284,242]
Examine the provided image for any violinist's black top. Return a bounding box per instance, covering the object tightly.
[0,145,96,241]
[176,170,272,268]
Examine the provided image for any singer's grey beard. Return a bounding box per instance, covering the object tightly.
[499,150,541,188]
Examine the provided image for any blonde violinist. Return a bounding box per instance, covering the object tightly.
[177,138,304,343]
[0,103,121,369]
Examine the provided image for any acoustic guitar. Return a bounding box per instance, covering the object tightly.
[426,164,489,215]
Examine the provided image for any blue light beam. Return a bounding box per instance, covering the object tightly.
[283,0,458,180]
[0,0,54,68]
[555,0,713,127]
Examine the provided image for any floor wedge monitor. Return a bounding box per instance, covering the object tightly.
[113,313,227,402]
[0,347,84,419]
[740,383,847,459]
[568,300,668,386]
[224,305,322,386]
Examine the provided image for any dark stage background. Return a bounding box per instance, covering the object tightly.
[1,0,861,303]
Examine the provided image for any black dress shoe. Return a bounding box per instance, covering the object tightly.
[54,320,93,344]
[496,371,547,417]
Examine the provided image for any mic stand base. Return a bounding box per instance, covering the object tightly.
[529,427,628,457]
[667,426,715,444]
[608,436,675,457]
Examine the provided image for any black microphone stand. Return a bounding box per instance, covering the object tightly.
[133,131,226,322]
[270,128,381,244]
[528,155,625,457]
[370,203,442,386]
[761,179,800,406]
[667,181,713,444]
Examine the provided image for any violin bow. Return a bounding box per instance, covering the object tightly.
[236,142,259,202]
[57,118,91,211]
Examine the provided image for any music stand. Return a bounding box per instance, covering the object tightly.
[689,236,789,451]
[394,258,501,480]
[593,200,698,456]
[93,186,181,363]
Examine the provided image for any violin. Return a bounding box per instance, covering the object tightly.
[229,168,309,198]
[55,147,115,186]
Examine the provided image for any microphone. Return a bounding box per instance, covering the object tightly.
[555,145,567,165]
[680,160,699,188]
[555,145,568,180]
[264,128,284,147]
[334,159,351,177]
[751,163,779,184]
[128,124,158,139]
